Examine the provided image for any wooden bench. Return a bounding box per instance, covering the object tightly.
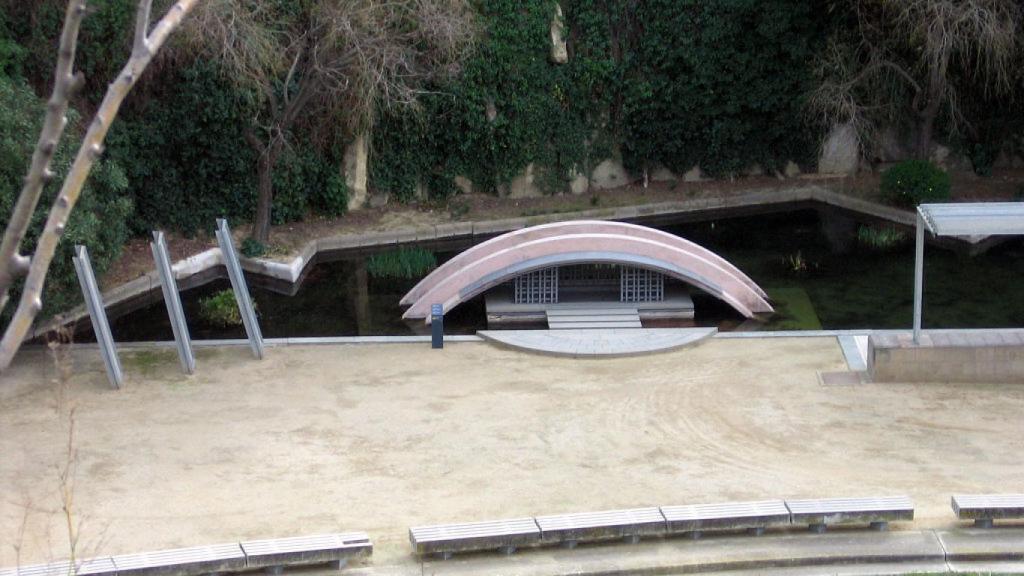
[786,496,914,533]
[952,494,1024,528]
[661,500,790,538]
[409,518,540,558]
[0,557,116,576]
[112,544,244,576]
[240,533,371,573]
[534,507,666,548]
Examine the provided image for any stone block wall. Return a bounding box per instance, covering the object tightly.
[868,332,1024,384]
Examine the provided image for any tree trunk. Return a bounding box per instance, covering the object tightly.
[917,110,937,160]
[252,150,274,244]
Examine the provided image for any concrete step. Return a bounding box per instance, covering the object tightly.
[548,321,644,330]
[547,308,640,315]
[547,307,641,330]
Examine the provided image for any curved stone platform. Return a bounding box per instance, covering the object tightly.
[478,327,717,358]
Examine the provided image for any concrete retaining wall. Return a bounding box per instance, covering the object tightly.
[868,331,1024,384]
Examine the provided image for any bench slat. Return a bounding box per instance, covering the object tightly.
[240,533,371,569]
[661,500,790,533]
[535,507,666,543]
[786,496,914,526]
[952,494,1024,520]
[111,544,245,576]
[0,558,117,576]
[409,519,540,555]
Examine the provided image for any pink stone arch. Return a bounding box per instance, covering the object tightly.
[401,221,774,323]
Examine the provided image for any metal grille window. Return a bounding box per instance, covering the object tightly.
[559,264,618,286]
[620,267,664,302]
[513,267,559,304]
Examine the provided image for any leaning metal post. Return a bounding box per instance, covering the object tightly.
[215,219,264,359]
[72,245,123,389]
[913,211,925,344]
[151,231,195,374]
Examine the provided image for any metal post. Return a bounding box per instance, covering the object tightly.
[431,304,444,349]
[72,245,123,389]
[151,231,195,374]
[913,211,925,344]
[215,219,264,359]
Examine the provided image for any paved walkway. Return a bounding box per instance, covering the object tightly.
[478,327,718,357]
[2,338,1023,569]
[346,528,1024,576]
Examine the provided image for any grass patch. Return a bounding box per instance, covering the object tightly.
[122,349,177,377]
[764,286,823,330]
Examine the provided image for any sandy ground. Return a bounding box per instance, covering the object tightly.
[1,339,1023,568]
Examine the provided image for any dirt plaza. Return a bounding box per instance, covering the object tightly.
[1,338,1022,567]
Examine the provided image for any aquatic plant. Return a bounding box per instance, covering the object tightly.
[785,251,807,274]
[857,225,908,251]
[199,290,247,327]
[367,248,438,279]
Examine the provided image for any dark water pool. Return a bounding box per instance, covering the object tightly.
[89,208,1024,341]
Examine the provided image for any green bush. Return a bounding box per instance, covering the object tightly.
[198,289,246,327]
[240,238,266,258]
[0,75,132,322]
[880,160,951,207]
[105,61,259,235]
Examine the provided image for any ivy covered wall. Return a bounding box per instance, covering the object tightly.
[371,0,828,199]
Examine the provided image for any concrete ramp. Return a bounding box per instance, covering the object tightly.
[546,306,642,330]
[478,328,717,358]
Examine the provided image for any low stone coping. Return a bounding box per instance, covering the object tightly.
[871,330,1024,349]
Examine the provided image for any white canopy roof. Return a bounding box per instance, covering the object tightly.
[918,203,1024,237]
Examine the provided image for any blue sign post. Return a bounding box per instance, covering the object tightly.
[431,304,444,349]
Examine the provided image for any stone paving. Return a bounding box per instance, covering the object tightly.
[477,327,718,357]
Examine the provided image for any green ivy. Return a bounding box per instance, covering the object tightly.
[622,0,820,177]
[371,0,599,200]
[371,0,823,198]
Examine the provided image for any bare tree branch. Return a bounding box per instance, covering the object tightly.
[181,0,478,243]
[0,0,87,315]
[808,0,1022,159]
[0,0,200,372]
[134,0,154,57]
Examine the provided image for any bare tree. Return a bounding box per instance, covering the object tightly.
[807,0,1021,159]
[183,0,478,244]
[0,0,198,372]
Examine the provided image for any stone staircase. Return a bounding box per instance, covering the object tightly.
[545,305,642,329]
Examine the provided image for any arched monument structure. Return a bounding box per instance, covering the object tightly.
[401,220,773,326]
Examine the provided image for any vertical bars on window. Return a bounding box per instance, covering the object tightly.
[620,266,664,303]
[513,267,558,304]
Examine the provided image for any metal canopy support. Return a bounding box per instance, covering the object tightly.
[72,245,123,389]
[913,203,1024,345]
[215,218,264,359]
[913,212,926,344]
[151,231,195,374]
